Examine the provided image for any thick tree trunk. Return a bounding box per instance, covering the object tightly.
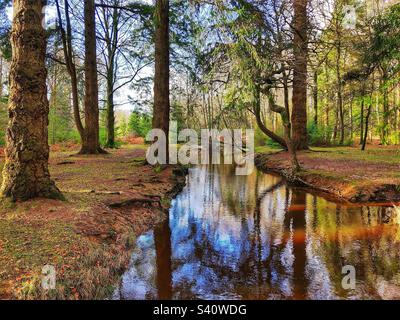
[291,0,309,150]
[1,0,62,201]
[81,0,103,154]
[152,0,170,160]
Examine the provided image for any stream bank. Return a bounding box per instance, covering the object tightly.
[0,145,187,300]
[255,147,400,203]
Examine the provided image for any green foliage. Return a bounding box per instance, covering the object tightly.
[128,111,152,138]
[117,117,129,138]
[308,122,333,147]
[48,108,78,145]
[171,102,186,132]
[254,127,267,147]
[367,4,400,71]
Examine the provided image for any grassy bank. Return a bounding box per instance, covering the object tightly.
[0,145,186,300]
[255,145,400,203]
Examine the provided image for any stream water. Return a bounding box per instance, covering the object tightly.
[114,165,400,300]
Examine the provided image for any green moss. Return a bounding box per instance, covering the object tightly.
[255,146,282,154]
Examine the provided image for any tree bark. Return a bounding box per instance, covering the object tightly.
[152,0,170,160]
[0,54,3,97]
[55,0,86,145]
[313,70,318,125]
[360,96,364,145]
[254,85,287,150]
[382,70,389,145]
[81,0,104,154]
[291,0,309,150]
[1,0,62,201]
[104,3,119,148]
[362,100,373,151]
[268,92,301,174]
[336,39,344,145]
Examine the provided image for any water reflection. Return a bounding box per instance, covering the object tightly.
[116,165,400,300]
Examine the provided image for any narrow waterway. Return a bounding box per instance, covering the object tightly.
[114,165,400,300]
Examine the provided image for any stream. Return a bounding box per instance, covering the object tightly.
[114,165,400,300]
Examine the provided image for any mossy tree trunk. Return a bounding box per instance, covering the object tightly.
[1,0,63,201]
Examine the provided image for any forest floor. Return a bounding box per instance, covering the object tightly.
[255,145,400,203]
[0,144,186,300]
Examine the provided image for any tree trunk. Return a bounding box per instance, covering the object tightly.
[104,4,119,148]
[55,0,85,144]
[106,72,115,148]
[336,49,344,145]
[0,54,3,97]
[291,0,309,150]
[268,88,301,174]
[254,85,287,150]
[362,100,373,151]
[1,0,62,201]
[81,0,103,154]
[152,0,170,160]
[313,70,318,125]
[382,71,389,145]
[360,96,364,145]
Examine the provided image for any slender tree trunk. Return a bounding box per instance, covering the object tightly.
[152,0,170,160]
[1,0,62,201]
[291,0,309,150]
[106,70,115,148]
[313,70,318,125]
[360,96,364,145]
[362,102,373,151]
[268,86,301,174]
[55,0,85,143]
[0,54,3,97]
[104,3,119,148]
[336,52,344,145]
[382,71,389,145]
[350,97,353,141]
[254,85,287,149]
[81,0,103,154]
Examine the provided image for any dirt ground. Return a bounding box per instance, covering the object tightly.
[256,145,400,203]
[0,144,186,300]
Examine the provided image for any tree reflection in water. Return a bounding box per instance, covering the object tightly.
[117,165,400,300]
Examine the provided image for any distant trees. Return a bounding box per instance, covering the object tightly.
[1,0,62,201]
[129,111,152,138]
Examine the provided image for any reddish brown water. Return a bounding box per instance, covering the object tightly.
[115,165,400,300]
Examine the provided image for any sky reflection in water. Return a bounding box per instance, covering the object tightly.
[115,165,400,300]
